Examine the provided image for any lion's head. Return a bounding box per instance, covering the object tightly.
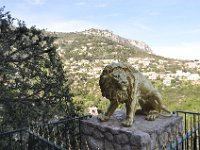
[99,62,135,103]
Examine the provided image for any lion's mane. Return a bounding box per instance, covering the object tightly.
[99,63,135,103]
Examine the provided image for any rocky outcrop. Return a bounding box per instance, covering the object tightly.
[82,28,152,54]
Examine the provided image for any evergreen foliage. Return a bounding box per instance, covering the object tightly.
[0,7,75,130]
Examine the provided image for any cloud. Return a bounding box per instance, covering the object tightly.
[30,20,100,32]
[148,11,161,16]
[181,28,200,34]
[95,3,109,8]
[112,20,153,36]
[74,1,109,8]
[131,22,153,32]
[107,13,122,17]
[25,0,46,5]
[152,42,200,60]
[75,2,86,6]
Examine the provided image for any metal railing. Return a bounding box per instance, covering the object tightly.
[0,116,90,150]
[1,111,199,150]
[0,128,63,150]
[166,111,200,150]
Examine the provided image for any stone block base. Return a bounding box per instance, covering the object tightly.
[81,110,182,150]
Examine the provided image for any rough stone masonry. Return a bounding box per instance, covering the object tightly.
[81,110,182,150]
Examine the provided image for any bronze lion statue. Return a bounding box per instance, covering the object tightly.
[98,62,171,127]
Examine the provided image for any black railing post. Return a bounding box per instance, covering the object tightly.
[63,122,66,149]
[28,131,32,150]
[78,118,82,150]
[20,130,23,150]
[193,114,197,150]
[190,117,193,150]
[181,132,184,150]
[186,118,189,149]
[184,112,188,148]
[198,114,200,150]
[9,132,12,150]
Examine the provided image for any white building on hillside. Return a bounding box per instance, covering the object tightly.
[187,74,200,81]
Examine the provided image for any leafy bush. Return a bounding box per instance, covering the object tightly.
[0,7,75,130]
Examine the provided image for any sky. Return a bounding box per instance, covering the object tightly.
[1,0,200,60]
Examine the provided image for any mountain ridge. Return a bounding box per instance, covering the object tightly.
[81,28,152,53]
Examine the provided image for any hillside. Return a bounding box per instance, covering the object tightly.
[81,28,152,53]
[53,29,153,61]
[50,29,200,114]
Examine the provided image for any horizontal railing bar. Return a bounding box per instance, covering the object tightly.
[39,115,91,127]
[175,110,200,115]
[0,128,27,136]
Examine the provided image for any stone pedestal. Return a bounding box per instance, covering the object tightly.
[81,110,182,150]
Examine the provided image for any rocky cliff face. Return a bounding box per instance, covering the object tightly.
[82,28,152,54]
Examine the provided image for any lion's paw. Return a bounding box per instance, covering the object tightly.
[97,114,110,122]
[145,110,159,121]
[122,118,133,127]
[145,115,156,121]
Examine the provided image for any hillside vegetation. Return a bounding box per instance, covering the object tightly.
[51,29,200,115]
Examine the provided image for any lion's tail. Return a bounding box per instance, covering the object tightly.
[159,106,174,117]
